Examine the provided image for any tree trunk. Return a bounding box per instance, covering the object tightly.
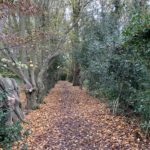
[37,53,59,103]
[71,0,81,86]
[73,63,80,86]
[37,77,45,103]
[25,90,38,110]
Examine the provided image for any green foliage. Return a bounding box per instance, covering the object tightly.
[0,122,23,150]
[76,9,150,136]
[122,13,150,39]
[121,12,150,133]
[0,68,18,78]
[0,92,23,150]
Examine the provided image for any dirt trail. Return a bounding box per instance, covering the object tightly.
[14,81,150,150]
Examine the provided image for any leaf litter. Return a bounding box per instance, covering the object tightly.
[13,81,150,150]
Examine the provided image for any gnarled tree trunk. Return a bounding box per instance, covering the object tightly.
[0,77,25,125]
[25,90,38,110]
[37,53,60,103]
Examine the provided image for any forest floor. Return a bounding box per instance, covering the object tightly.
[14,81,150,150]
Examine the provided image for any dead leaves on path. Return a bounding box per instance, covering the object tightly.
[13,81,149,150]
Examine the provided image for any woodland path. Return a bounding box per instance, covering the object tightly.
[14,81,150,150]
